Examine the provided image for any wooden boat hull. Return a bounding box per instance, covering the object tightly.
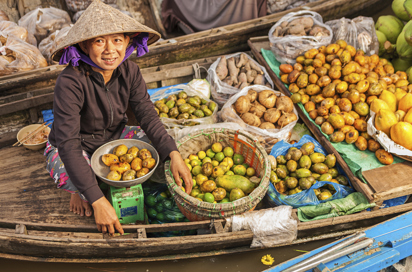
[0,144,411,263]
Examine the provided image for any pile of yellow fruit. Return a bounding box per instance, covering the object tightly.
[102,144,156,181]
[279,40,412,163]
[374,92,412,151]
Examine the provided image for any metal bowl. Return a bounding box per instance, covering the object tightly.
[91,139,159,187]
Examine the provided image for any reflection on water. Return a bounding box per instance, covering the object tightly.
[0,238,337,272]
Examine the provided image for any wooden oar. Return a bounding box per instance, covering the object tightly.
[13,122,51,147]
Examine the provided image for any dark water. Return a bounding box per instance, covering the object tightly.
[0,238,337,272]
[0,3,396,272]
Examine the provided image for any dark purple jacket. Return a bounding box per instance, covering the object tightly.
[49,60,177,203]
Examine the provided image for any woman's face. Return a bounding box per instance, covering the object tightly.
[80,34,130,71]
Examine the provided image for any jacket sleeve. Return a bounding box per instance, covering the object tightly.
[128,63,178,162]
[52,71,104,204]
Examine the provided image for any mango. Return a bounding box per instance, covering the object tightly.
[312,163,329,174]
[370,99,390,114]
[299,155,312,169]
[296,168,312,178]
[229,188,245,202]
[379,90,397,112]
[398,93,412,112]
[375,109,398,135]
[310,153,325,163]
[300,142,315,155]
[216,175,255,194]
[324,154,336,168]
[390,122,412,150]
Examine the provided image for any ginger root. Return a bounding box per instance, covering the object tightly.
[216,56,228,80]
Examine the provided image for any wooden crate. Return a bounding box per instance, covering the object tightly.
[247,36,412,204]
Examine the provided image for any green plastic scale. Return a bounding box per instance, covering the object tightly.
[107,184,145,224]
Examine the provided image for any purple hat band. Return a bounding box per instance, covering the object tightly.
[59,32,149,70]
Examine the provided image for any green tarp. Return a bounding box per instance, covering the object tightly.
[297,192,376,221]
[261,49,404,183]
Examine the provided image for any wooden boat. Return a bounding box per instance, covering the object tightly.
[1,54,412,263]
[266,210,412,271]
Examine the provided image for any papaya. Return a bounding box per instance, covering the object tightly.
[215,175,255,194]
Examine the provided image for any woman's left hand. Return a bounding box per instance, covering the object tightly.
[170,150,193,194]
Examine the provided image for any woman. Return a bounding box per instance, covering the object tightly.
[45,0,192,236]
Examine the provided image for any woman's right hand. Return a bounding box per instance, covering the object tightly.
[92,196,124,235]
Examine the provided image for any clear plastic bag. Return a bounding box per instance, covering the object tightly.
[0,35,48,75]
[265,135,354,208]
[231,205,297,248]
[18,7,72,46]
[65,0,117,12]
[150,83,218,129]
[207,52,274,108]
[220,85,298,153]
[0,21,30,43]
[268,11,333,64]
[326,16,379,56]
[143,181,193,237]
[38,25,72,64]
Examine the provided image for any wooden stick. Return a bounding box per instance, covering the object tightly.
[13,122,50,147]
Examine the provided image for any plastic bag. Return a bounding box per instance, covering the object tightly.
[266,135,354,208]
[65,0,117,12]
[39,25,72,64]
[367,111,412,157]
[232,206,297,248]
[18,7,71,46]
[0,21,32,44]
[150,83,218,129]
[268,11,333,64]
[143,181,194,237]
[207,52,274,108]
[0,35,48,75]
[325,16,379,56]
[220,85,298,153]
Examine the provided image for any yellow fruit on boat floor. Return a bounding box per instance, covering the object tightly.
[370,98,390,114]
[403,108,412,124]
[375,109,398,135]
[390,122,412,150]
[398,93,412,112]
[379,90,397,112]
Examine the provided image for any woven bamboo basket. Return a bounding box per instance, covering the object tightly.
[165,128,271,221]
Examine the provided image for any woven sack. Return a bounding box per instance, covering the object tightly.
[164,128,270,221]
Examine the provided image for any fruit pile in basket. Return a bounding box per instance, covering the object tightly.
[182,142,260,203]
[270,142,349,200]
[153,90,217,123]
[101,144,156,181]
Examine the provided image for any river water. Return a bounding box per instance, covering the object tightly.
[0,3,396,272]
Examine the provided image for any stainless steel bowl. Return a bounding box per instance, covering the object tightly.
[91,139,159,187]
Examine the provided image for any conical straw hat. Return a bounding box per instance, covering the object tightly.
[52,0,161,62]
